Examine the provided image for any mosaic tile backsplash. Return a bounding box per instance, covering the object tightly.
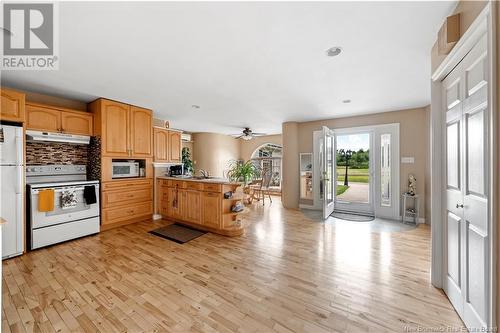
[26,142,88,165]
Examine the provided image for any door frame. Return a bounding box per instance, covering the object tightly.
[430,2,497,328]
[313,123,400,219]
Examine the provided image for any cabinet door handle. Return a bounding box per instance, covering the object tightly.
[456,203,464,209]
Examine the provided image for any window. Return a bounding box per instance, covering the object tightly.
[251,143,282,189]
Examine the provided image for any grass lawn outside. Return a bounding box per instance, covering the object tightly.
[336,167,369,183]
[336,185,349,196]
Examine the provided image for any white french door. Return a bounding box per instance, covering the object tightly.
[443,33,489,330]
[320,126,335,219]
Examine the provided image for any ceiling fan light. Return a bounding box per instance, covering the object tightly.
[241,135,253,140]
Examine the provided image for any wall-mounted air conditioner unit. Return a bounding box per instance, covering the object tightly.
[181,133,192,142]
[153,118,169,129]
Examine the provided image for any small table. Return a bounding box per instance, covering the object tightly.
[401,193,419,224]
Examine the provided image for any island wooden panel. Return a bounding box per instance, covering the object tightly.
[157,178,243,236]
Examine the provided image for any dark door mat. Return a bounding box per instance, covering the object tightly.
[149,224,206,244]
[331,211,375,222]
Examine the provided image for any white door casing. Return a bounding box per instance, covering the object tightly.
[443,33,489,330]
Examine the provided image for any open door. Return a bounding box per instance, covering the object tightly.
[320,126,335,219]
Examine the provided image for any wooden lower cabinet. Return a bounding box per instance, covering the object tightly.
[201,192,221,228]
[157,179,243,236]
[101,179,153,230]
[167,186,184,220]
[184,190,201,223]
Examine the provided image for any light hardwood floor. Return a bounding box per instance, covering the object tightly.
[2,198,463,332]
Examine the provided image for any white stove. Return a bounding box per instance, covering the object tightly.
[27,165,100,250]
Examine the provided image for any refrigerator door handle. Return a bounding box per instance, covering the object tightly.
[16,167,23,194]
[15,131,23,166]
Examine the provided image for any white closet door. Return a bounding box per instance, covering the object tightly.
[443,33,489,330]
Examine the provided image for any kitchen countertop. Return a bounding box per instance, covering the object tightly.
[157,176,240,185]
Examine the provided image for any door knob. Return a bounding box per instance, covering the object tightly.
[456,203,464,208]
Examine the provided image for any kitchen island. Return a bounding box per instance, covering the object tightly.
[156,177,245,236]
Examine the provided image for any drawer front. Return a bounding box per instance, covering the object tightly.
[159,179,171,187]
[169,180,186,188]
[102,188,152,208]
[102,179,153,191]
[102,202,153,224]
[203,183,221,192]
[185,182,202,191]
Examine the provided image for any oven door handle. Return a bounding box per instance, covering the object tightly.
[32,187,86,194]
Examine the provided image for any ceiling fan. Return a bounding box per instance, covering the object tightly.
[232,127,267,141]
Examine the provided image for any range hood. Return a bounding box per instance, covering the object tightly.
[26,130,90,145]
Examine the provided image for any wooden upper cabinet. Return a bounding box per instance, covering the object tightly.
[154,128,169,162]
[169,131,182,162]
[1,88,25,123]
[101,100,129,156]
[61,111,93,135]
[90,99,153,158]
[130,106,152,157]
[26,102,93,135]
[26,103,61,132]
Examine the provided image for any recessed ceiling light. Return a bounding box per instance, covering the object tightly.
[191,105,200,109]
[342,99,351,104]
[326,46,342,57]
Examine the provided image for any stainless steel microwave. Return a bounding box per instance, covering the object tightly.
[112,161,140,178]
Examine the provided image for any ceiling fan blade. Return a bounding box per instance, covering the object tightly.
[251,133,267,136]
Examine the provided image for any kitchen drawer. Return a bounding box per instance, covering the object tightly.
[185,182,202,191]
[159,179,170,187]
[203,183,221,192]
[169,180,185,188]
[102,187,152,208]
[102,179,153,191]
[102,201,153,224]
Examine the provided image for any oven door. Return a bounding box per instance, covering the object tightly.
[30,184,100,229]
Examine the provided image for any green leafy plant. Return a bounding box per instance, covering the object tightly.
[182,147,193,174]
[226,160,259,184]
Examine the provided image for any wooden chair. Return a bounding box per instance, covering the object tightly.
[250,170,273,205]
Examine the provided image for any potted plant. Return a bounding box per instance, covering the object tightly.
[182,147,194,175]
[226,160,259,185]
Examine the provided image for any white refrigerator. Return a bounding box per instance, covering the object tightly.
[0,125,24,259]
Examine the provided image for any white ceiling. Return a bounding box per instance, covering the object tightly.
[2,1,456,135]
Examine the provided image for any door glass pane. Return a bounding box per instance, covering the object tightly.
[335,133,370,204]
[446,122,460,189]
[467,110,485,195]
[380,134,391,207]
[326,135,333,204]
